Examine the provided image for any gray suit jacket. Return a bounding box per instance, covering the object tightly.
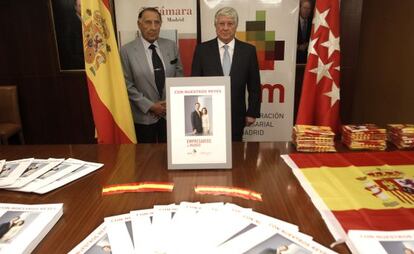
[120,37,183,125]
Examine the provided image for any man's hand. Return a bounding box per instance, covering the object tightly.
[298,42,309,51]
[149,101,166,117]
[245,116,256,126]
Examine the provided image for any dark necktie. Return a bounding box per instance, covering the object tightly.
[302,19,308,40]
[149,44,165,97]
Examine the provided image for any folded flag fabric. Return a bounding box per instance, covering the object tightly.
[342,124,387,150]
[387,124,414,149]
[292,125,336,152]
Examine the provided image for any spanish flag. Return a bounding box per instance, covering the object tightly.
[282,151,414,247]
[81,0,136,144]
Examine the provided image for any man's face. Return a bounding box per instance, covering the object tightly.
[75,0,81,16]
[300,1,312,19]
[138,10,161,43]
[195,103,200,111]
[215,15,237,44]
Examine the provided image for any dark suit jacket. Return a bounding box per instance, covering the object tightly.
[191,110,202,134]
[191,38,261,141]
[297,17,312,63]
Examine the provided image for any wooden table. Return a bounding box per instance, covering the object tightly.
[0,143,350,253]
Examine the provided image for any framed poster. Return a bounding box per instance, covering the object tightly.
[166,77,232,170]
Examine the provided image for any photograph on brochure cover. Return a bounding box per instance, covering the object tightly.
[0,203,63,254]
[0,211,39,244]
[380,241,414,254]
[0,163,17,178]
[0,158,33,187]
[67,223,112,254]
[166,76,232,170]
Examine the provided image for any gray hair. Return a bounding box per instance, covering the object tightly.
[214,7,238,27]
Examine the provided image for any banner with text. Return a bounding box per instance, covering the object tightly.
[200,0,298,141]
[114,0,197,76]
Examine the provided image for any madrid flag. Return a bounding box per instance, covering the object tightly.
[296,0,341,134]
[81,0,136,143]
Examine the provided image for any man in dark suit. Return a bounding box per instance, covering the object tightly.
[191,7,261,141]
[191,102,203,135]
[120,7,183,143]
[297,0,313,64]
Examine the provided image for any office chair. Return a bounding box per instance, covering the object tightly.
[0,86,25,145]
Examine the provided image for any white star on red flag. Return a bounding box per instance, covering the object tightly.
[313,8,330,33]
[320,31,340,58]
[324,81,340,107]
[308,37,319,57]
[309,57,333,83]
[296,0,341,134]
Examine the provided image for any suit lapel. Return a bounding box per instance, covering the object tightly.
[159,39,170,75]
[134,38,158,92]
[212,39,224,76]
[230,39,242,76]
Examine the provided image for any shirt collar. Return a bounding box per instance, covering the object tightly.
[217,38,235,49]
[140,36,160,49]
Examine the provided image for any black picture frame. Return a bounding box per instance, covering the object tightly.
[50,0,85,71]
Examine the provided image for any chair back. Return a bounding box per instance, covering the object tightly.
[0,86,22,124]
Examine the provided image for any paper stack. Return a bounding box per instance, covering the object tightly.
[292,125,336,152]
[69,202,338,254]
[387,124,414,149]
[348,230,414,254]
[0,158,103,194]
[0,203,63,254]
[342,124,387,150]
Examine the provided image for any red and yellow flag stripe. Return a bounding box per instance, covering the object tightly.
[102,182,174,195]
[195,185,263,201]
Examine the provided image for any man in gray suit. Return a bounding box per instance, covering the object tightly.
[120,7,183,143]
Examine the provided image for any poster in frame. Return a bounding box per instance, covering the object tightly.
[166,77,232,170]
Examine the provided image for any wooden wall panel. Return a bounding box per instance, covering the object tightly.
[0,0,95,144]
[352,0,414,125]
[339,0,363,124]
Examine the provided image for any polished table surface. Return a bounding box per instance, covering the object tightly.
[0,143,350,253]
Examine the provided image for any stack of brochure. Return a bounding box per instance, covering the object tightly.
[387,124,414,149]
[342,124,387,150]
[292,125,336,152]
[0,158,103,194]
[0,203,63,254]
[69,202,337,254]
[348,230,414,254]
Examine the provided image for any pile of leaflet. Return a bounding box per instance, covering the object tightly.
[342,124,387,150]
[69,202,337,254]
[0,158,103,194]
[387,124,414,149]
[292,125,336,152]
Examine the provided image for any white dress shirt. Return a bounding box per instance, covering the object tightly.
[140,36,166,73]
